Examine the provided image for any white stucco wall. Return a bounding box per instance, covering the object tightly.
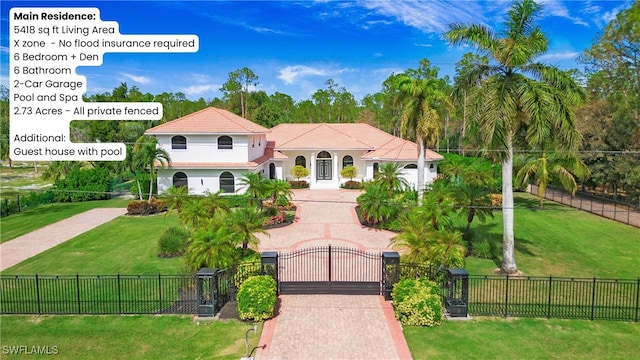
[156,134,252,163]
[158,168,254,195]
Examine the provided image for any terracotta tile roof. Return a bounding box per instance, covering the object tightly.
[362,137,444,161]
[161,157,269,169]
[146,107,270,134]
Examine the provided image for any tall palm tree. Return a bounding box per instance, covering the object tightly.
[133,135,171,203]
[393,63,452,205]
[446,0,585,273]
[228,207,269,256]
[515,148,590,207]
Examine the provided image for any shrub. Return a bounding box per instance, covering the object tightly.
[340,166,358,181]
[341,180,362,189]
[471,237,494,259]
[290,165,309,181]
[288,180,309,189]
[489,194,502,207]
[392,278,443,327]
[127,197,166,215]
[53,167,113,202]
[236,275,277,321]
[157,226,190,257]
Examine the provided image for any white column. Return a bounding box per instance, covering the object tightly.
[310,152,316,184]
[333,152,339,184]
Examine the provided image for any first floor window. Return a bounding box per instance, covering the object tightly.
[172,172,188,188]
[342,155,354,168]
[295,155,306,168]
[220,172,235,193]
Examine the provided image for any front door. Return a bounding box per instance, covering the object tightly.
[317,159,332,180]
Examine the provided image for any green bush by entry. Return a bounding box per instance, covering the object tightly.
[392,278,443,327]
[157,226,191,257]
[236,275,277,321]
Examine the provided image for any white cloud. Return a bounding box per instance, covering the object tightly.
[538,0,588,26]
[414,43,432,48]
[120,73,152,85]
[360,0,486,33]
[538,51,580,61]
[278,65,344,84]
[182,84,219,96]
[0,46,9,54]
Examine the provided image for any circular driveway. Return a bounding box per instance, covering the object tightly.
[257,189,397,252]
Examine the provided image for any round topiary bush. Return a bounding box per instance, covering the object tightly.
[392,278,443,327]
[157,226,190,257]
[237,275,277,321]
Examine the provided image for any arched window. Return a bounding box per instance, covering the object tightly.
[429,163,434,169]
[218,136,233,150]
[269,163,276,180]
[404,164,418,169]
[295,155,306,168]
[172,172,188,188]
[373,162,379,176]
[171,136,187,150]
[342,155,354,168]
[317,151,331,158]
[219,172,235,193]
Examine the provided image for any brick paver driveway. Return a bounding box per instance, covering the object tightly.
[255,190,411,359]
[257,189,396,252]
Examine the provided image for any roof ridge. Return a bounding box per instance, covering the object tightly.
[275,123,323,148]
[214,108,263,133]
[325,123,374,148]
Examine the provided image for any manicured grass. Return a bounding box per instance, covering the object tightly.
[0,315,262,359]
[463,193,640,279]
[404,317,640,360]
[0,199,130,243]
[3,213,183,275]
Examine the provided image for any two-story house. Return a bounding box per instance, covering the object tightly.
[145,107,443,194]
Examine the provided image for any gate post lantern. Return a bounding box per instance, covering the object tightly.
[445,268,469,317]
[382,252,400,300]
[196,268,218,317]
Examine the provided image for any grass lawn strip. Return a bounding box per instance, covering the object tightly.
[1,315,262,359]
[404,317,640,360]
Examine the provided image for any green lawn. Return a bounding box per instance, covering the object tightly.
[0,315,262,359]
[1,199,130,243]
[2,213,183,275]
[404,317,640,360]
[463,193,640,279]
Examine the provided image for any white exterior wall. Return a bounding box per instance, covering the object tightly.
[156,134,251,163]
[158,168,253,195]
[247,134,268,162]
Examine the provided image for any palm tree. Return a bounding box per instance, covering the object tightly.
[204,190,231,216]
[178,197,211,231]
[356,182,401,226]
[455,183,494,240]
[133,135,171,203]
[162,185,189,215]
[185,224,239,270]
[515,148,590,208]
[446,0,585,273]
[265,179,293,207]
[375,162,409,193]
[228,207,269,256]
[238,172,268,207]
[393,62,453,205]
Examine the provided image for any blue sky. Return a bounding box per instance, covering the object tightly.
[1,0,633,102]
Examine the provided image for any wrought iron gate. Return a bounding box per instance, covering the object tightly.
[278,245,382,295]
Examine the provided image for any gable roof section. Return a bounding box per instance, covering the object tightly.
[362,137,444,161]
[145,107,270,135]
[268,123,387,150]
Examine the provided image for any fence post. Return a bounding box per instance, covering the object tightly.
[35,274,41,314]
[117,273,122,314]
[504,274,509,317]
[547,275,552,319]
[76,273,81,314]
[382,252,400,300]
[635,278,639,323]
[158,273,162,314]
[591,277,597,321]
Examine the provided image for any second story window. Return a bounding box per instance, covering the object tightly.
[218,135,233,150]
[171,135,187,150]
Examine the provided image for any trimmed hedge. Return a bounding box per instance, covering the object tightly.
[127,197,166,215]
[236,275,277,321]
[392,278,443,327]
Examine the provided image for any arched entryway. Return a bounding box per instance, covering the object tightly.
[316,151,332,180]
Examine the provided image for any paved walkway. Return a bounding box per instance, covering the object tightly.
[0,208,127,271]
[257,189,397,252]
[255,190,411,359]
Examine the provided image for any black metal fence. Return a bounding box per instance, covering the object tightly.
[529,184,640,228]
[468,275,640,322]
